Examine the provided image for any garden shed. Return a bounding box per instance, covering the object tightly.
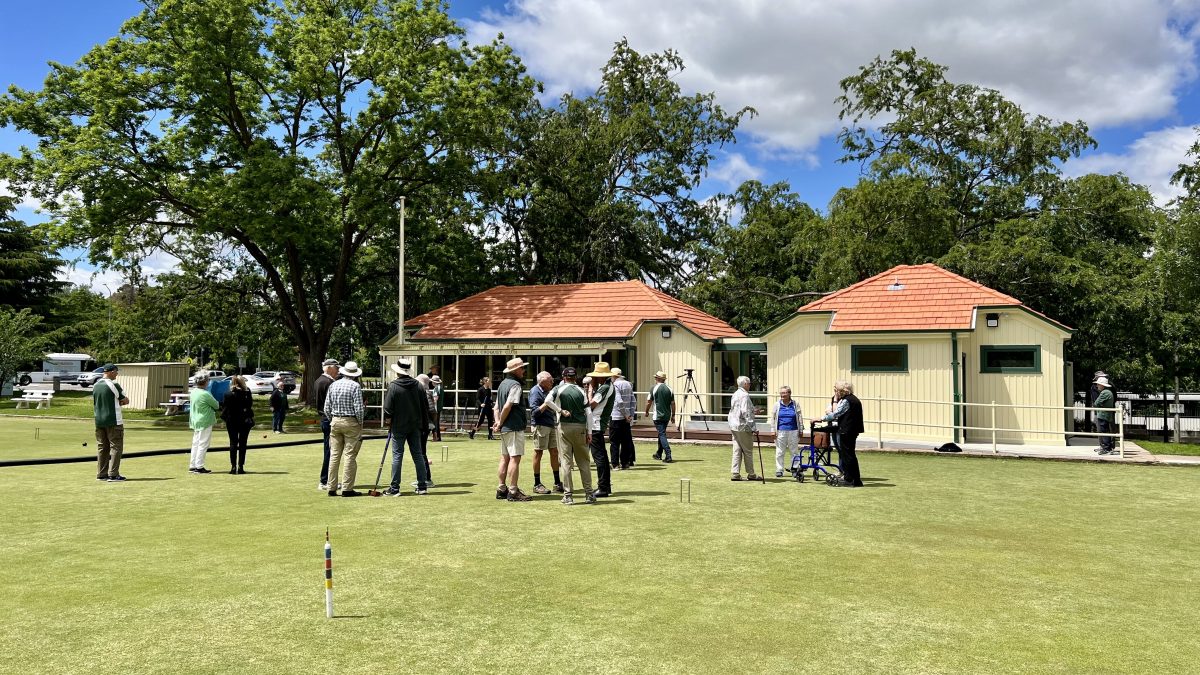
[112,362,191,410]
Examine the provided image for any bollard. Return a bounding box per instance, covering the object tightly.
[679,478,691,503]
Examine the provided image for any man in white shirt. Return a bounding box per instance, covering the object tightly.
[609,367,637,469]
[728,375,759,481]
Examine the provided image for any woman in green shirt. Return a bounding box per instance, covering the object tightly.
[188,375,220,473]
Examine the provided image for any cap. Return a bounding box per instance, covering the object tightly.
[322,358,340,367]
[562,367,577,378]
[103,363,119,372]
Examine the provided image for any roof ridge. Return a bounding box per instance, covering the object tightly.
[923,264,1021,303]
[641,283,680,319]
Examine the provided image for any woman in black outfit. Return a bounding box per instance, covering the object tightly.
[468,376,495,440]
[221,376,256,474]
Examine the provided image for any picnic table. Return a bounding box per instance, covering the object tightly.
[159,392,190,416]
[13,390,54,409]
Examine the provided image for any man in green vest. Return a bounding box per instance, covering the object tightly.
[93,363,129,482]
[493,357,532,502]
[645,370,676,463]
[543,367,594,505]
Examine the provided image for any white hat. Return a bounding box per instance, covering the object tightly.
[611,367,623,377]
[503,357,528,374]
[1093,376,1111,387]
[340,361,363,377]
[654,370,667,379]
[390,358,413,376]
[430,375,442,384]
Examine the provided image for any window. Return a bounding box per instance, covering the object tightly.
[851,345,908,372]
[980,345,1040,373]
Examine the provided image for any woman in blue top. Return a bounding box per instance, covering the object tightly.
[771,386,803,477]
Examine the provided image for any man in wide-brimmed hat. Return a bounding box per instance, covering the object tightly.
[646,370,675,463]
[324,361,365,496]
[382,358,431,495]
[1092,375,1117,455]
[586,362,617,498]
[608,367,637,470]
[493,357,532,502]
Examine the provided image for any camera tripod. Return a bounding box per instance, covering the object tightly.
[676,368,709,431]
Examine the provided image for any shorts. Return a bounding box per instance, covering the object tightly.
[533,425,558,451]
[500,430,525,457]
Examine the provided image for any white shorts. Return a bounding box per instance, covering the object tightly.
[500,430,525,457]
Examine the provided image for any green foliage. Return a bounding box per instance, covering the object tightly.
[485,40,752,288]
[0,198,64,318]
[0,308,47,387]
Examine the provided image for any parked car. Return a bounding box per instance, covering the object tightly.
[253,370,297,394]
[188,370,227,387]
[245,375,275,395]
[77,367,106,387]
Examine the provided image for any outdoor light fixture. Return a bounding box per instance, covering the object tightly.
[986,313,1000,328]
[661,326,672,339]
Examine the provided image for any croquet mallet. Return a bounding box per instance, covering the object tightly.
[367,431,393,497]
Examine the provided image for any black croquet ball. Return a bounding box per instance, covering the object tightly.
[82,442,88,447]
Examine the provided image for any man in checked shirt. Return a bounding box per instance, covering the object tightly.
[323,361,366,497]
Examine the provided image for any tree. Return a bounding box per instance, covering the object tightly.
[0,0,534,401]
[484,40,752,288]
[836,48,1095,241]
[0,308,46,389]
[0,197,64,317]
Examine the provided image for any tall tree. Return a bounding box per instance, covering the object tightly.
[485,40,752,288]
[0,197,64,317]
[0,0,534,401]
[0,308,46,390]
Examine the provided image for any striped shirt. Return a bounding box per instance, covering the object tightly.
[324,378,364,422]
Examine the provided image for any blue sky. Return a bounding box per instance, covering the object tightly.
[3,1,1199,289]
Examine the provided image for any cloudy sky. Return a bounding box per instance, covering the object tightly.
[3,0,1199,290]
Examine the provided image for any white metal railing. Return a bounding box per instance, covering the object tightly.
[376,387,1125,458]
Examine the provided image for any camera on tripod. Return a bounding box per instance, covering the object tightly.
[677,368,694,379]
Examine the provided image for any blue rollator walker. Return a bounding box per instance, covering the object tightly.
[790,421,843,483]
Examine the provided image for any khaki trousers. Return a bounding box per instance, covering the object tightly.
[557,424,593,495]
[328,417,363,491]
[731,430,755,476]
[95,425,124,478]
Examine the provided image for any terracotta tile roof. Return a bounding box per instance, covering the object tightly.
[406,281,745,341]
[797,264,1069,332]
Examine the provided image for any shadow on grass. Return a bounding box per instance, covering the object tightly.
[121,477,174,482]
[428,482,476,488]
[239,471,289,475]
[423,491,472,496]
[611,491,669,497]
[628,465,665,471]
[333,615,368,619]
[591,498,634,505]
[662,459,703,463]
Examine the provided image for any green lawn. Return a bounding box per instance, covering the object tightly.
[1,434,1198,673]
[1135,438,1200,457]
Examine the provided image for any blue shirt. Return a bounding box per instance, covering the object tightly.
[528,383,556,427]
[776,400,799,431]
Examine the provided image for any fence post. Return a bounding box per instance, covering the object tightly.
[991,400,997,454]
[1118,411,1125,459]
[877,397,883,449]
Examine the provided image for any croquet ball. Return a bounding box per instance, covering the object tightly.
[263,434,268,438]
[82,442,88,447]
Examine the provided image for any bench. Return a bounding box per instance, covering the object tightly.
[159,393,190,416]
[13,390,54,409]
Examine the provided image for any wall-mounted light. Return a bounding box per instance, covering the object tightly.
[661,325,672,339]
[986,313,1000,328]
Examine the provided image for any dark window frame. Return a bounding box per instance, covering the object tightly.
[851,344,909,373]
[979,345,1041,374]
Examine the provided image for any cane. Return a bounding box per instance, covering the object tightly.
[754,429,767,483]
[367,431,393,497]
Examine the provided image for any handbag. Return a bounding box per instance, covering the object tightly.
[812,430,831,449]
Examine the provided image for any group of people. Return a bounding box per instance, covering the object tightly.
[90,363,293,481]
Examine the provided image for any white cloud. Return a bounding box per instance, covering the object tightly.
[1069,125,1198,205]
[0,179,42,211]
[708,152,765,189]
[59,249,183,294]
[467,0,1200,154]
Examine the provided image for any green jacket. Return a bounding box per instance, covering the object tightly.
[1094,388,1115,423]
[189,388,220,430]
[92,380,124,428]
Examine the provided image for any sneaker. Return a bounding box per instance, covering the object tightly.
[731,474,743,481]
[189,467,199,473]
[415,488,428,495]
[237,468,246,475]
[411,480,436,488]
[340,490,362,497]
[382,487,401,496]
[328,490,338,497]
[561,494,574,505]
[506,488,533,502]
[585,491,597,504]
[107,475,127,482]
[468,430,476,440]
[663,457,674,463]
[747,474,761,481]
[196,467,212,474]
[318,483,329,491]
[775,471,784,478]
[553,484,565,493]
[229,469,238,475]
[533,483,551,495]
[97,476,109,481]
[496,485,509,500]
[652,452,662,460]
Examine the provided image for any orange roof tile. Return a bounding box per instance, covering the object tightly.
[406,281,745,341]
[797,264,1070,332]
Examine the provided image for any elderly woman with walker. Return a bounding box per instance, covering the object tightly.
[820,380,865,487]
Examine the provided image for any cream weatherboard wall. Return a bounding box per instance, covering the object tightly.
[834,335,955,443]
[958,309,1069,445]
[763,313,839,422]
[631,323,714,416]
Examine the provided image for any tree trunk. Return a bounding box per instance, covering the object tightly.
[299,346,328,408]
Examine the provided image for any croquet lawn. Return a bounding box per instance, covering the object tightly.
[1,434,1198,674]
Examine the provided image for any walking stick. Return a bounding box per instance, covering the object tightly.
[754,429,767,483]
[367,431,393,497]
